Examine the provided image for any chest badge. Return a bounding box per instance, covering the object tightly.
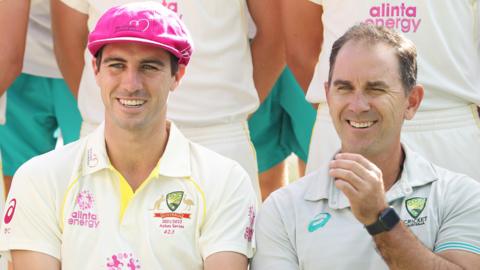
[166,191,184,211]
[405,197,427,219]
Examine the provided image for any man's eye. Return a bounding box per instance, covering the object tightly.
[337,86,351,91]
[142,64,158,71]
[371,88,386,92]
[108,63,125,69]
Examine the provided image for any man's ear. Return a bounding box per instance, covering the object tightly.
[92,58,99,75]
[324,81,331,105]
[170,64,186,92]
[404,84,424,120]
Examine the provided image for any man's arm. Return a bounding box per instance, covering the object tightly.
[281,0,322,92]
[247,0,285,103]
[329,153,480,270]
[0,0,30,96]
[204,251,248,270]
[50,0,88,99]
[374,223,480,270]
[11,250,60,270]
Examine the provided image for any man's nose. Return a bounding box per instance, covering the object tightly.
[348,91,370,113]
[122,69,142,92]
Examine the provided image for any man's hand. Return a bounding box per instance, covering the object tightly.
[329,153,388,225]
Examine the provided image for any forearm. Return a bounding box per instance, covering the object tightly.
[50,0,88,99]
[250,36,285,104]
[0,63,22,96]
[281,0,322,93]
[248,0,285,104]
[0,0,30,95]
[375,223,463,270]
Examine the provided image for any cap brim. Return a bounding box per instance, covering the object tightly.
[88,37,184,63]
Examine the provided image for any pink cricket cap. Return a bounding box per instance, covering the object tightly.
[87,1,193,65]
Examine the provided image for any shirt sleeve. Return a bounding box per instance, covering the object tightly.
[199,163,258,259]
[434,175,480,254]
[251,191,299,270]
[0,161,62,260]
[309,0,322,5]
[60,0,89,14]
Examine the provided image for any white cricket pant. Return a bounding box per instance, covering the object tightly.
[177,121,261,202]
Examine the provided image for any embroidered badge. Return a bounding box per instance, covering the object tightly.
[405,197,427,219]
[151,190,194,235]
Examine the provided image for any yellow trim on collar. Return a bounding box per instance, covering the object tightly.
[111,165,160,222]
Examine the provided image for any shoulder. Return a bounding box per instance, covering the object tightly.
[262,171,318,218]
[14,136,88,189]
[188,141,252,187]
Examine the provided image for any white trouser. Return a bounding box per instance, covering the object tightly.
[177,121,261,202]
[81,120,261,201]
[307,103,480,182]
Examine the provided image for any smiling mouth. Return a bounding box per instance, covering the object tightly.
[118,98,146,107]
[347,120,376,129]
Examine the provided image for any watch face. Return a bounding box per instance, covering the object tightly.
[380,207,400,230]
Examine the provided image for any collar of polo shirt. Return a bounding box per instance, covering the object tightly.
[303,144,439,209]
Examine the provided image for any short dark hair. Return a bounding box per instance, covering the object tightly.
[95,46,179,76]
[328,23,417,94]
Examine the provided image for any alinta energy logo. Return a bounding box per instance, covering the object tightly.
[364,2,422,33]
[68,190,100,229]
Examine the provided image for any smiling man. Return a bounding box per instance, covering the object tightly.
[252,24,480,270]
[0,2,257,270]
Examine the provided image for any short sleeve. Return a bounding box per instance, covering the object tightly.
[434,176,480,254]
[60,0,89,14]
[0,162,62,260]
[251,192,299,270]
[199,164,258,259]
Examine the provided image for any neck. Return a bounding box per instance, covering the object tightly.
[104,120,169,191]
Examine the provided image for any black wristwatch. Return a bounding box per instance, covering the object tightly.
[365,206,400,236]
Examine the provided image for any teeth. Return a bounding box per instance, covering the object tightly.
[349,120,374,128]
[119,99,145,107]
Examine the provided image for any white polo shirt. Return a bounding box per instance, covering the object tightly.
[0,122,257,269]
[307,0,480,110]
[60,0,259,128]
[252,145,480,270]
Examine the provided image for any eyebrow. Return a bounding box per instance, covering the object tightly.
[333,80,353,88]
[103,57,126,64]
[102,57,166,67]
[365,81,389,89]
[140,58,166,67]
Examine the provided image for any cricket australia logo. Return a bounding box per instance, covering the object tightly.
[166,191,184,211]
[150,190,194,235]
[404,197,428,227]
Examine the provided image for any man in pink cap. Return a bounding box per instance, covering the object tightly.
[0,2,257,269]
